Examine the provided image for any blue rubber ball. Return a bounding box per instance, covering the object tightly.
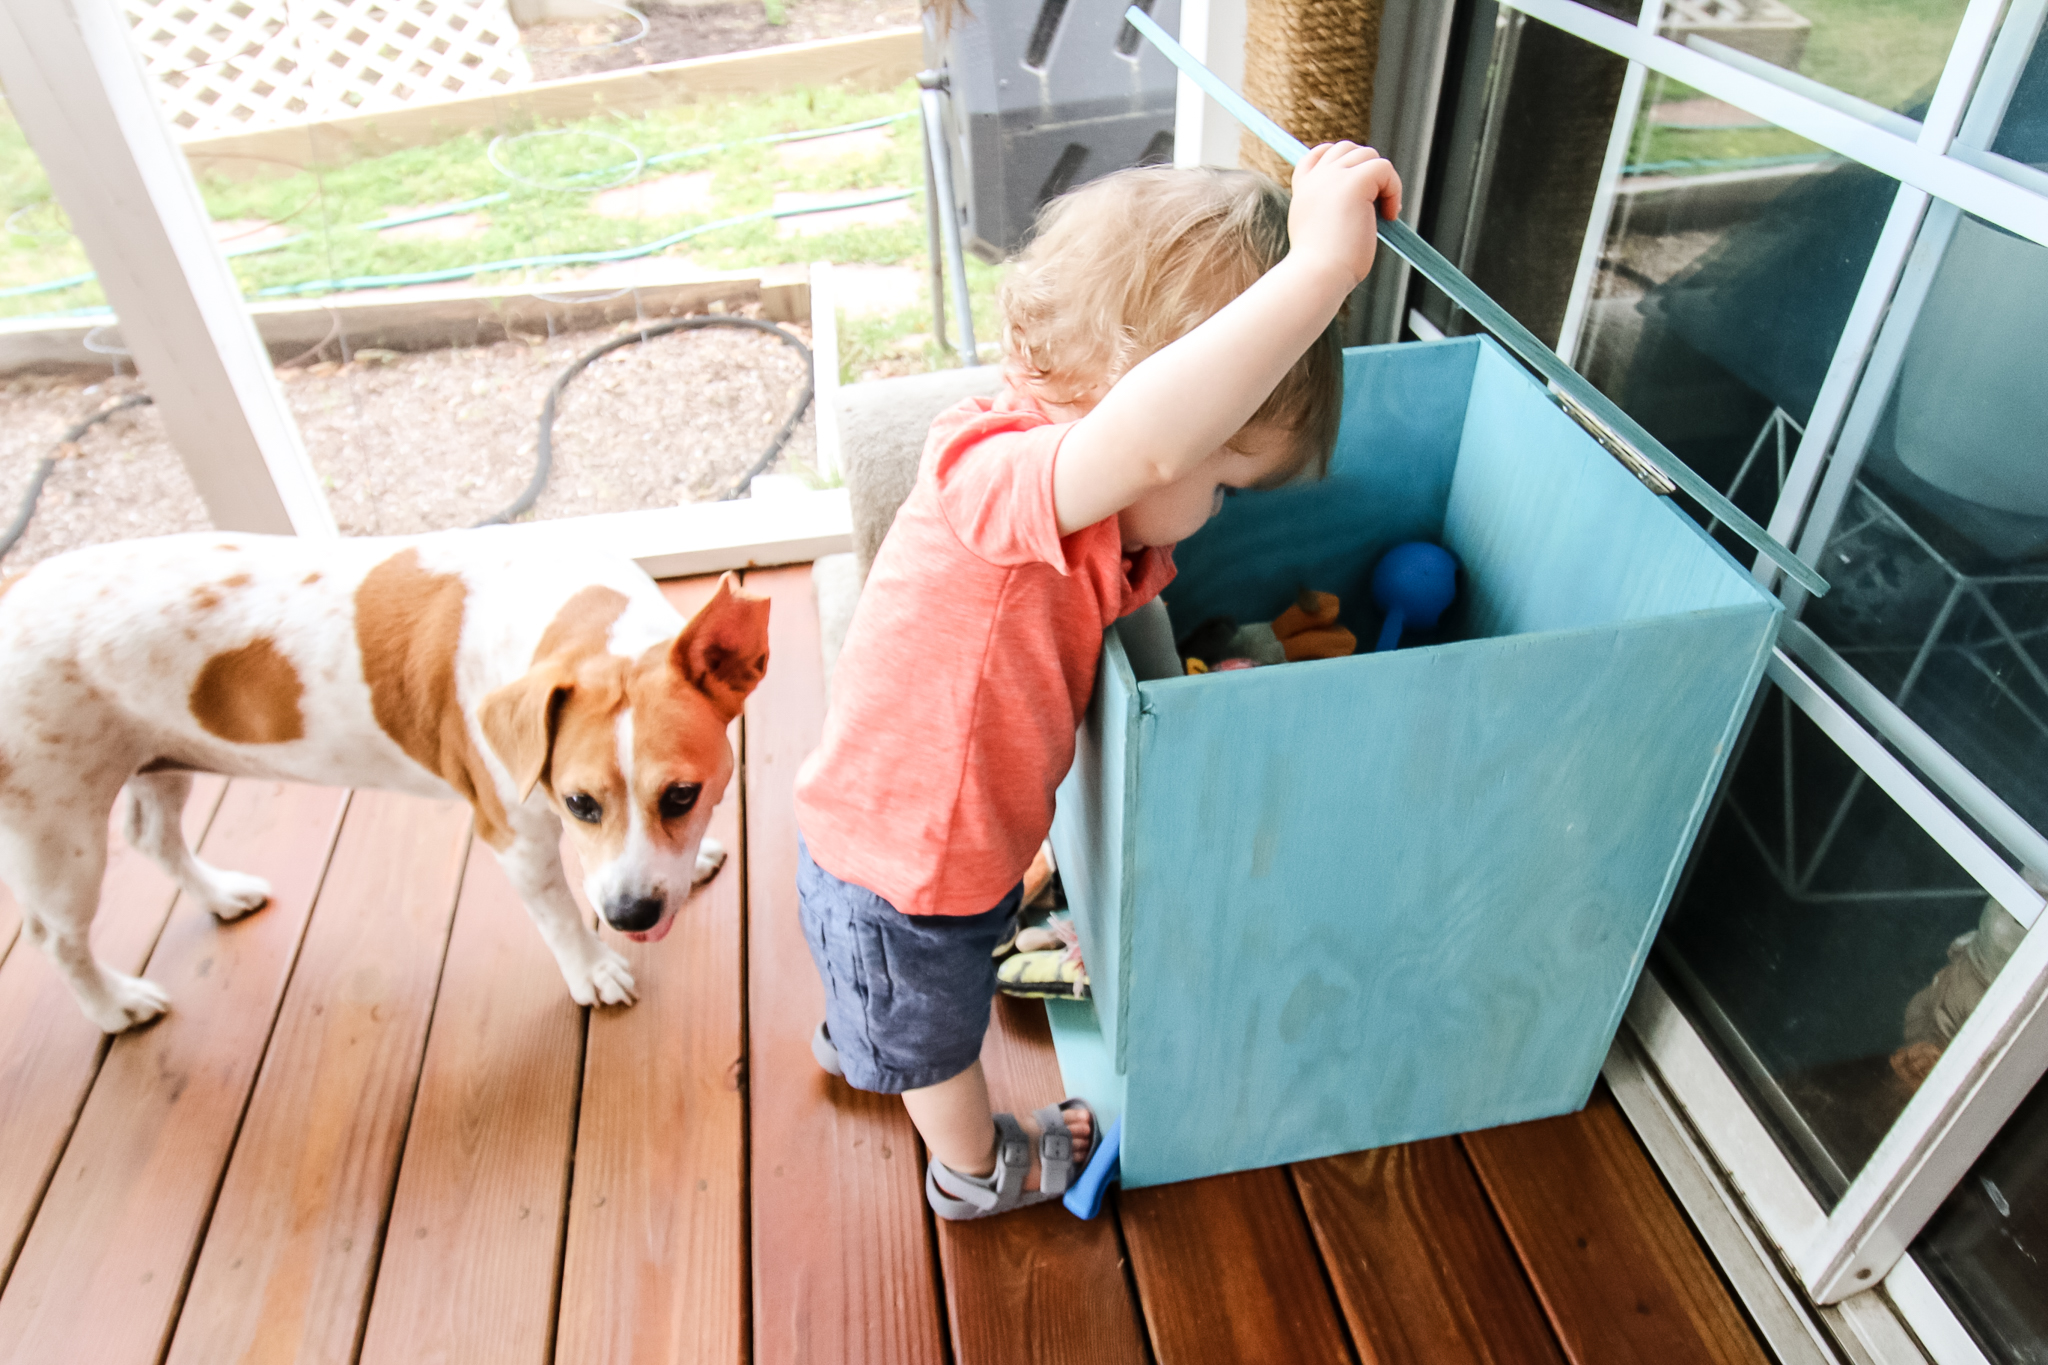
[1371,541,1458,631]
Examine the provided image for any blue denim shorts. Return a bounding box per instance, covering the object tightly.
[797,836,1021,1093]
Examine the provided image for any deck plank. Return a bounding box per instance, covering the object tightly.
[1462,1088,1770,1365]
[935,995,1149,1365]
[744,564,948,1365]
[552,573,747,1365]
[1121,1165,1357,1365]
[355,836,586,1365]
[0,781,346,1363]
[1293,1139,1565,1365]
[0,775,226,1289]
[162,791,472,1365]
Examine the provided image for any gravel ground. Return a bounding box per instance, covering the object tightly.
[524,0,920,82]
[0,312,816,570]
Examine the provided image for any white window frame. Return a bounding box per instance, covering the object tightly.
[0,0,851,571]
[1513,0,2048,1352]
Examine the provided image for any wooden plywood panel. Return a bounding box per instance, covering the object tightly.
[1462,1088,1770,1365]
[743,564,946,1365]
[0,781,346,1363]
[1116,604,1775,1187]
[934,997,1147,1365]
[1120,1165,1355,1365]
[1293,1140,1564,1365]
[356,837,586,1365]
[163,792,471,1365]
[554,572,746,1365]
[0,775,225,1286]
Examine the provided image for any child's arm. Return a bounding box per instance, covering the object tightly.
[1050,144,1401,536]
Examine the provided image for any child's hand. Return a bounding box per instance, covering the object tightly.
[1289,142,1402,288]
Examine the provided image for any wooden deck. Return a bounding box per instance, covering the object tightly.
[0,565,1772,1365]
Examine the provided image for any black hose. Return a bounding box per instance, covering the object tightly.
[0,393,154,563]
[475,313,815,527]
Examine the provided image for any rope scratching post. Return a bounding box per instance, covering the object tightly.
[1239,0,1382,183]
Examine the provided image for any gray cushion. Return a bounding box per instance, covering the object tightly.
[837,365,1004,582]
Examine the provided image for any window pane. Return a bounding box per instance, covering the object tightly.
[0,95,210,566]
[1666,0,1971,117]
[1917,1067,2048,1364]
[1660,683,2020,1201]
[1579,87,1895,558]
[1989,17,2048,168]
[1800,215,2048,842]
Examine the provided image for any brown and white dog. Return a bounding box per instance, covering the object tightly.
[0,531,769,1033]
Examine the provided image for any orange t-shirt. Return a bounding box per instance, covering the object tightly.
[793,387,1176,917]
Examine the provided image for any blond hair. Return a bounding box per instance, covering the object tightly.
[1000,165,1343,479]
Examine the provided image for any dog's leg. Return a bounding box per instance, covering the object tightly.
[496,816,637,1008]
[0,814,170,1032]
[122,771,271,921]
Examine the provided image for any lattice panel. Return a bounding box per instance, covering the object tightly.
[124,0,534,139]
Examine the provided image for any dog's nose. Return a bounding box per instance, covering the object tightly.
[606,896,663,933]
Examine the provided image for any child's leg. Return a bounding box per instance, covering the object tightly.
[903,1060,1091,1190]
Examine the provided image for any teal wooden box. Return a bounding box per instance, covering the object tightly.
[1047,336,1782,1189]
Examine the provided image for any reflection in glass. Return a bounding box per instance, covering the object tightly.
[1578,96,1893,556]
[1660,685,2012,1201]
[1660,0,1969,117]
[1802,216,2048,845]
[1918,1068,2048,1365]
[1988,20,2048,169]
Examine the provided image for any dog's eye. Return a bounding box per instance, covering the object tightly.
[564,792,602,824]
[659,782,701,820]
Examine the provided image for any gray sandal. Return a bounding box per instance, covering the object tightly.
[811,1021,843,1077]
[924,1100,1093,1221]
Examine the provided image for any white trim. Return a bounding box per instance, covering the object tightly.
[487,488,852,579]
[1790,199,1964,572]
[1405,307,1445,341]
[1956,0,2048,150]
[1556,0,1664,362]
[1173,0,1247,170]
[1496,0,2048,247]
[1800,890,2048,1300]
[1626,971,1830,1254]
[1883,1259,1995,1365]
[0,0,335,538]
[809,261,842,481]
[1755,187,1929,590]
[1767,650,2044,925]
[1780,621,2048,886]
[1603,1032,1845,1364]
[1682,35,1922,143]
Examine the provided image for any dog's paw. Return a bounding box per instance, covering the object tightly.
[88,973,171,1033]
[201,869,272,922]
[567,946,638,1008]
[693,836,727,887]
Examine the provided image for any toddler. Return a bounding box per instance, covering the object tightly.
[793,143,1401,1219]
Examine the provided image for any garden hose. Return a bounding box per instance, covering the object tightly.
[0,392,153,562]
[474,312,815,525]
[4,317,810,556]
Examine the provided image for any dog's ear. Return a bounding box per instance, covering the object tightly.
[672,572,771,722]
[478,666,572,801]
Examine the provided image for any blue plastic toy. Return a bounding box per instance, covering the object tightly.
[1372,542,1458,652]
[1063,1115,1122,1219]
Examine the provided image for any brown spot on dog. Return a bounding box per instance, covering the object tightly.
[190,637,306,744]
[0,572,22,608]
[357,549,516,847]
[222,573,252,589]
[191,585,222,611]
[303,571,322,586]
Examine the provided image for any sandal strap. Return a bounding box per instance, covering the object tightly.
[924,1112,1033,1219]
[1033,1103,1076,1195]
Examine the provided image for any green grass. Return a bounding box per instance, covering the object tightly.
[838,255,1004,386]
[1626,0,1970,176]
[2,81,952,319]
